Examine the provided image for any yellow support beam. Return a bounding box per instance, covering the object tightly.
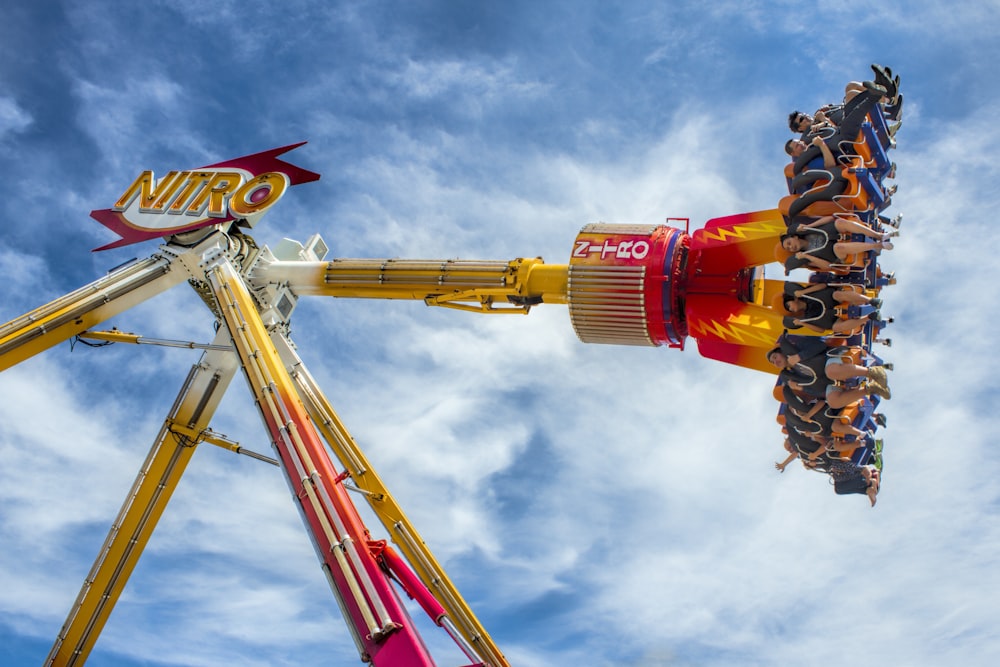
[46,331,240,666]
[77,329,233,351]
[0,256,186,372]
[273,333,509,667]
[250,256,569,310]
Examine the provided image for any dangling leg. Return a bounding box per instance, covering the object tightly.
[832,289,872,306]
[826,386,870,409]
[831,419,865,439]
[834,240,890,260]
[833,216,893,241]
[831,318,868,334]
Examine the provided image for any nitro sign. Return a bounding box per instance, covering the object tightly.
[569,225,665,269]
[573,238,651,261]
[91,143,320,251]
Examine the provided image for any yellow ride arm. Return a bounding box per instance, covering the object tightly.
[273,333,509,667]
[249,257,569,313]
[46,329,241,666]
[0,255,186,372]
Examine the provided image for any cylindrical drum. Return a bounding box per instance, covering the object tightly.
[567,223,689,347]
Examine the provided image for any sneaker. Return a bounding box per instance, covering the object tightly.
[864,80,888,97]
[883,362,894,371]
[869,65,897,99]
[874,413,887,427]
[888,93,904,121]
[869,298,883,309]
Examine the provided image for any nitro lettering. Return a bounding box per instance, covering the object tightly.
[229,172,288,217]
[149,171,188,211]
[184,172,242,218]
[111,169,287,221]
[167,172,212,215]
[572,238,650,260]
[114,170,189,213]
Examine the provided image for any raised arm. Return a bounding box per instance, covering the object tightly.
[812,135,837,168]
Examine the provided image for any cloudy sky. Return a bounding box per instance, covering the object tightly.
[1,1,999,666]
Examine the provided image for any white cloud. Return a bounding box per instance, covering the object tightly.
[0,95,32,140]
[4,3,1000,666]
[395,58,549,106]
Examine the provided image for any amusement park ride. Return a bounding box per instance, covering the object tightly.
[0,71,900,666]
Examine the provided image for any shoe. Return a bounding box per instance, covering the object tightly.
[887,94,903,121]
[870,382,892,400]
[887,75,901,106]
[885,230,900,238]
[868,310,883,322]
[889,121,902,138]
[864,80,888,97]
[869,65,897,100]
[887,162,897,179]
[869,298,882,309]
[881,241,893,251]
[868,365,888,385]
[878,338,893,347]
[890,214,902,228]
[882,362,894,371]
[874,413,887,427]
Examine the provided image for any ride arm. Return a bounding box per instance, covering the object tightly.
[76,329,233,351]
[46,329,240,666]
[273,332,508,667]
[207,256,447,666]
[249,257,569,313]
[0,255,186,372]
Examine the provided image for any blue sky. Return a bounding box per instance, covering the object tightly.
[2,1,999,666]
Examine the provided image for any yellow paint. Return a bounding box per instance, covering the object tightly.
[276,334,509,667]
[0,257,184,372]
[47,331,240,666]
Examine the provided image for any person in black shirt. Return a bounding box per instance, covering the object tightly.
[781,281,882,334]
[766,339,891,407]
